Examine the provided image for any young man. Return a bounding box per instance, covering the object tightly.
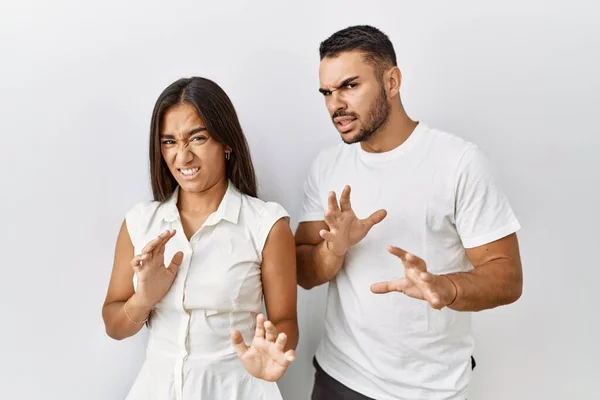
[295,25,523,400]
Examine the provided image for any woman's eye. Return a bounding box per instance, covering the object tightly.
[192,136,207,142]
[161,140,175,145]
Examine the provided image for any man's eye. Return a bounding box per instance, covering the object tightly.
[345,83,357,89]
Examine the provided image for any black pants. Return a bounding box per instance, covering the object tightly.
[310,356,476,400]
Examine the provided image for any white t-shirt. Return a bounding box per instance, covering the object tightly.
[298,122,521,400]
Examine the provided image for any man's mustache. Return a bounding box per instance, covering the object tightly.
[332,110,358,120]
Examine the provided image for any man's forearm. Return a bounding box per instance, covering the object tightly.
[273,318,299,352]
[447,259,523,312]
[296,241,345,289]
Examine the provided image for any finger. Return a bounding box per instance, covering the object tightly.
[155,229,177,256]
[130,254,144,266]
[319,229,334,243]
[166,251,184,276]
[370,278,409,294]
[388,246,426,270]
[407,269,441,307]
[130,255,146,273]
[406,264,426,286]
[388,246,408,261]
[275,332,288,351]
[264,320,277,342]
[284,349,296,363]
[254,313,266,338]
[423,287,442,308]
[420,271,434,283]
[141,230,171,255]
[364,209,387,228]
[157,229,177,256]
[231,329,248,358]
[405,252,427,270]
[327,191,340,213]
[339,185,352,212]
[324,208,336,226]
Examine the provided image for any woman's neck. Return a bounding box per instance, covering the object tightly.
[177,176,228,216]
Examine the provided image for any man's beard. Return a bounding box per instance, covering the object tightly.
[340,87,390,144]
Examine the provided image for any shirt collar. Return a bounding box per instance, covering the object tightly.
[159,180,242,225]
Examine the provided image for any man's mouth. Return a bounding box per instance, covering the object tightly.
[334,116,358,133]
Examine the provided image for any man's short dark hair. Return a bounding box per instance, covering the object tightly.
[319,25,397,77]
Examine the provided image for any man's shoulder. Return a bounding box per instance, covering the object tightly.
[424,124,477,157]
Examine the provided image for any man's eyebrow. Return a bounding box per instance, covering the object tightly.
[318,76,360,94]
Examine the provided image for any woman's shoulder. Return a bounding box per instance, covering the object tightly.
[123,199,171,234]
[125,199,161,221]
[239,193,289,222]
[238,194,290,251]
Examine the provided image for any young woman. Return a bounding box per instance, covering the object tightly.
[102,77,298,399]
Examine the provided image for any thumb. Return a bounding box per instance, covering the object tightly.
[231,329,248,359]
[167,251,184,275]
[363,209,387,229]
[319,229,334,243]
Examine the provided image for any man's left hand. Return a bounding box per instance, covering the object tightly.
[370,246,457,310]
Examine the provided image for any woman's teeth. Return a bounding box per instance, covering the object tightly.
[180,168,199,176]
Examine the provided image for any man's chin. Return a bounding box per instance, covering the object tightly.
[340,130,364,144]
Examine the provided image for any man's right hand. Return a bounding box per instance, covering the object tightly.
[319,185,387,256]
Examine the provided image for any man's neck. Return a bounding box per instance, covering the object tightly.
[360,106,418,153]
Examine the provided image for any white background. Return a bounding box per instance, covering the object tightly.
[1,1,598,399]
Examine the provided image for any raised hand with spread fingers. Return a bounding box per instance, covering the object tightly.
[231,313,296,382]
[370,246,458,310]
[131,229,184,308]
[320,185,387,257]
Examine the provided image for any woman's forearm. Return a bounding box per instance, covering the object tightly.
[102,294,152,340]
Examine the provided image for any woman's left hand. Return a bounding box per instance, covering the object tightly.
[232,313,296,382]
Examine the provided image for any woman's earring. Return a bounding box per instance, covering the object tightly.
[225,151,231,160]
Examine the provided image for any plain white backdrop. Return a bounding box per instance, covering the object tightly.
[1,0,598,399]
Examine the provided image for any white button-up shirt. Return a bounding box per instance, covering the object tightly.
[124,181,289,400]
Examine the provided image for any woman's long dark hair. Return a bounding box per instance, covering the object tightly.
[148,77,257,201]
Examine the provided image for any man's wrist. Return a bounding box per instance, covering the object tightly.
[323,240,348,258]
[442,274,458,307]
[319,240,346,282]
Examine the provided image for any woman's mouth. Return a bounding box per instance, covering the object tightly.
[178,167,200,179]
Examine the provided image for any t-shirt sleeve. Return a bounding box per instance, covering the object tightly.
[256,202,291,252]
[298,157,325,223]
[454,145,521,248]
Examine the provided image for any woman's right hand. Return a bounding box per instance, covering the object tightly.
[131,229,184,308]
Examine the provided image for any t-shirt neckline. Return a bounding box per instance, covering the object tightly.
[355,122,427,166]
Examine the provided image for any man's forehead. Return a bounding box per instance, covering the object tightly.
[319,51,372,85]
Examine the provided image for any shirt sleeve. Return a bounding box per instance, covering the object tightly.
[298,156,326,223]
[454,145,521,248]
